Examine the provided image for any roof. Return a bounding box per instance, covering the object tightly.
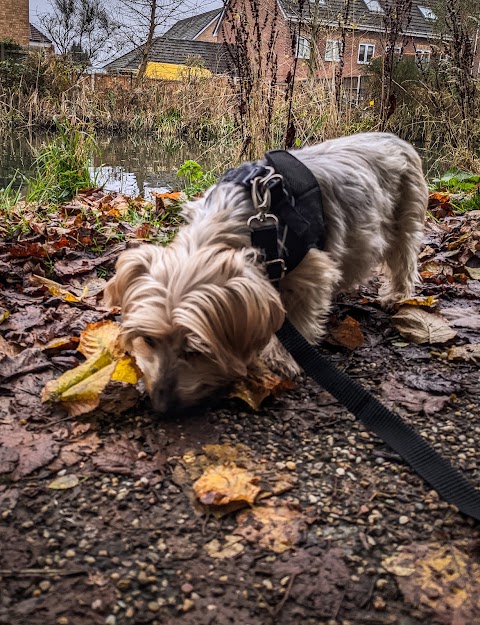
[163,9,221,40]
[29,23,52,45]
[104,37,231,75]
[278,0,437,37]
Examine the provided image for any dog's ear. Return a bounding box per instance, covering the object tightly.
[177,257,286,376]
[103,245,161,308]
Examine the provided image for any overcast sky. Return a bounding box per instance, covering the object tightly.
[29,0,223,29]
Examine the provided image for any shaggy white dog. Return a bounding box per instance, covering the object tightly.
[105,132,428,412]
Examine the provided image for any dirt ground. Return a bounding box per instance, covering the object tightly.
[1,196,480,625]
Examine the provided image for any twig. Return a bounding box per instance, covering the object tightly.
[0,568,86,577]
[273,573,297,617]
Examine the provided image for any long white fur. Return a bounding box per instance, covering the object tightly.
[105,132,428,411]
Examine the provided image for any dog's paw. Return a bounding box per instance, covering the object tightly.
[259,337,302,379]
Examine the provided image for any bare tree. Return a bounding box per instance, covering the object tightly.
[379,0,413,128]
[223,0,281,157]
[39,0,120,66]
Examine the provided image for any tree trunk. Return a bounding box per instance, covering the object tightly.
[136,0,157,85]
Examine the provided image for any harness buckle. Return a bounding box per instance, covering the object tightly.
[265,258,286,282]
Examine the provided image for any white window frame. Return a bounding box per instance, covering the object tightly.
[358,42,375,64]
[415,48,431,67]
[418,6,437,20]
[296,36,311,60]
[325,39,341,62]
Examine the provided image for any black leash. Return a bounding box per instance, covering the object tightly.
[277,319,480,523]
[221,149,480,523]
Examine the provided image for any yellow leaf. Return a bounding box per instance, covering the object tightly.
[383,543,480,620]
[400,295,438,308]
[193,463,261,507]
[60,361,116,402]
[0,309,10,324]
[77,321,122,358]
[112,356,142,385]
[41,349,114,402]
[48,474,80,490]
[31,275,81,303]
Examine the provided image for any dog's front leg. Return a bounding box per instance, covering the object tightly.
[259,335,302,379]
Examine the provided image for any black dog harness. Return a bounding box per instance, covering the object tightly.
[222,150,480,523]
[220,150,326,283]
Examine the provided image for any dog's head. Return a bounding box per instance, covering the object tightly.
[104,243,285,412]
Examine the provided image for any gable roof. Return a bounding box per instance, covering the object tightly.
[29,24,52,45]
[163,9,221,40]
[104,37,231,75]
[277,0,437,37]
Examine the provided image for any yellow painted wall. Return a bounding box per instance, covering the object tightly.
[145,62,212,80]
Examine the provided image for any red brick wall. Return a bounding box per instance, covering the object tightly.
[0,0,30,47]
[195,14,220,43]
[216,0,480,84]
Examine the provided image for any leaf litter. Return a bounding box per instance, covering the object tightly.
[0,189,480,623]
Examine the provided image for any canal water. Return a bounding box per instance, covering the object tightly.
[0,131,230,199]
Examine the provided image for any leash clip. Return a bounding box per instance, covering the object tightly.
[249,167,283,220]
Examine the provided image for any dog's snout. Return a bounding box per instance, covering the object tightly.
[150,377,178,414]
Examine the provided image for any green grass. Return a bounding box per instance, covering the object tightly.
[26,119,96,205]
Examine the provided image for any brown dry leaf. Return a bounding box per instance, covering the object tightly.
[203,536,245,559]
[392,306,457,344]
[0,424,59,481]
[441,306,480,331]
[465,266,480,280]
[30,275,81,303]
[329,315,365,349]
[428,192,453,219]
[380,380,449,417]
[193,463,261,507]
[48,474,80,490]
[231,363,295,409]
[383,542,480,624]
[447,344,480,363]
[235,500,310,554]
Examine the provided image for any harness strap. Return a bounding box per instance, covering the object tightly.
[276,319,480,523]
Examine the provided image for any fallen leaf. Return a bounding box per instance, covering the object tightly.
[392,306,457,344]
[383,542,480,624]
[30,275,81,303]
[447,344,480,362]
[193,463,261,507]
[0,424,59,480]
[203,535,245,559]
[380,380,449,416]
[231,363,295,409]
[441,306,480,331]
[48,474,80,489]
[400,295,438,308]
[41,322,142,416]
[235,500,310,553]
[329,315,365,349]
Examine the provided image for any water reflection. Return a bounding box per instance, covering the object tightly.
[0,132,232,198]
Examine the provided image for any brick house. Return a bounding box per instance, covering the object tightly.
[0,0,52,50]
[214,0,448,88]
[164,2,480,94]
[0,0,30,47]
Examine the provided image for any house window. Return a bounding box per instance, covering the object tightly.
[325,40,341,62]
[386,44,403,57]
[296,36,311,59]
[358,43,375,64]
[418,6,437,20]
[415,49,431,67]
[363,0,384,13]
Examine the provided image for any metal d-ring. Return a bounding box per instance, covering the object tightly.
[250,167,284,219]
